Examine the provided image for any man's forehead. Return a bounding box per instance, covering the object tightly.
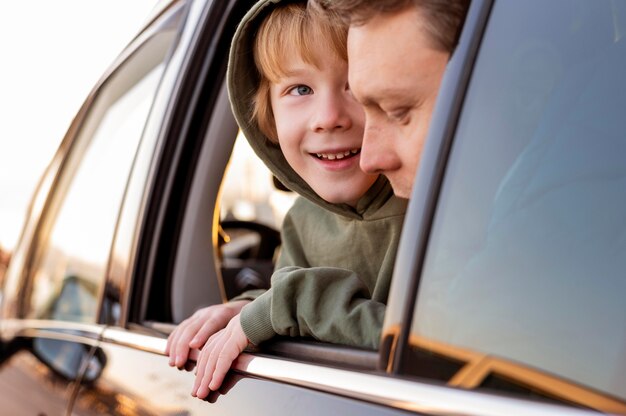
[347,37,416,105]
[346,9,419,73]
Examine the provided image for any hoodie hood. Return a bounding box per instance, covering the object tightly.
[227,0,397,220]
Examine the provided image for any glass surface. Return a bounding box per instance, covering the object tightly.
[405,0,626,410]
[27,35,172,323]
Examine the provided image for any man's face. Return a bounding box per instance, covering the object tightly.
[348,7,449,198]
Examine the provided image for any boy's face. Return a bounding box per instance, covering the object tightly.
[270,52,378,207]
[348,7,449,199]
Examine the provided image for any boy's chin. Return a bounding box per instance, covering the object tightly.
[313,177,379,207]
[319,190,367,207]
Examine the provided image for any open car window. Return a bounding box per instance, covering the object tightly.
[218,131,296,299]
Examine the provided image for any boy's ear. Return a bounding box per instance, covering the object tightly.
[272,175,291,192]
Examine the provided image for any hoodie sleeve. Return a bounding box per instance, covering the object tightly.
[240,266,385,349]
[240,203,385,348]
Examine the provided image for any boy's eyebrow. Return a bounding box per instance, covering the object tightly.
[281,68,310,77]
[274,68,308,84]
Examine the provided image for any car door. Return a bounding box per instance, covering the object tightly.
[385,0,626,414]
[0,2,188,415]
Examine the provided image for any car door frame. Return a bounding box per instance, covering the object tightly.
[0,1,191,414]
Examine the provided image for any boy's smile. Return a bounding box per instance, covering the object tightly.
[270,53,377,206]
[311,147,362,172]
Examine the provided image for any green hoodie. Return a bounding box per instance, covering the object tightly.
[227,0,407,349]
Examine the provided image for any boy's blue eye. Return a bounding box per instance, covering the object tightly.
[289,85,313,96]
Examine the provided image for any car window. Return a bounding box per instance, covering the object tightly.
[218,131,297,299]
[221,131,296,230]
[25,22,180,324]
[402,0,626,412]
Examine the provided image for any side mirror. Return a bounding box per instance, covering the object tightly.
[32,338,105,383]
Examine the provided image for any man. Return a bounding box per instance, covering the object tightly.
[313,0,469,198]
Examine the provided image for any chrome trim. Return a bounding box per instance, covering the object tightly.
[138,0,181,38]
[233,354,599,416]
[100,327,166,354]
[90,327,601,416]
[1,319,104,345]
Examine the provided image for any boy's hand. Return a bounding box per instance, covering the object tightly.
[166,300,249,369]
[191,314,249,399]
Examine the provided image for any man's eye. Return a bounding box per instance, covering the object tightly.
[388,108,410,123]
[288,85,313,96]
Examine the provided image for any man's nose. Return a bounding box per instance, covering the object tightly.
[359,121,399,175]
[311,93,352,132]
[359,123,383,174]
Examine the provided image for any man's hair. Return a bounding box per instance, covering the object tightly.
[311,0,470,53]
[252,2,348,142]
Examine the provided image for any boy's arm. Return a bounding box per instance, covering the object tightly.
[240,266,386,349]
[237,204,388,349]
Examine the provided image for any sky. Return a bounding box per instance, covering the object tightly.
[0,1,158,252]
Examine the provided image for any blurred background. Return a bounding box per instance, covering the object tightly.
[0,0,158,255]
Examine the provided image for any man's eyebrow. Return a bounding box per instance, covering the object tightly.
[356,88,411,107]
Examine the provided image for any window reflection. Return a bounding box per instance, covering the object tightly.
[28,58,165,323]
[406,0,626,412]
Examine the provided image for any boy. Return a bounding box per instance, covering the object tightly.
[166,0,406,398]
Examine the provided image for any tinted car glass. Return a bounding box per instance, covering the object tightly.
[403,0,626,411]
[25,30,175,323]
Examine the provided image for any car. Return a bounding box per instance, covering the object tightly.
[1,0,625,414]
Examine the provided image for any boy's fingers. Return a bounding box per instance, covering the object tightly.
[189,348,200,362]
[194,333,225,399]
[174,318,206,367]
[208,347,237,391]
[192,346,208,396]
[189,320,219,348]
[192,334,216,395]
[166,327,184,365]
[209,324,247,391]
[198,339,222,398]
[166,320,187,355]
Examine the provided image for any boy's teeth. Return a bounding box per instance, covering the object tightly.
[317,149,359,160]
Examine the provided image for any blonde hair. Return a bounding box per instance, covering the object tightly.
[252,2,348,142]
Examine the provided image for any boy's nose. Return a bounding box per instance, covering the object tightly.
[310,93,352,132]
